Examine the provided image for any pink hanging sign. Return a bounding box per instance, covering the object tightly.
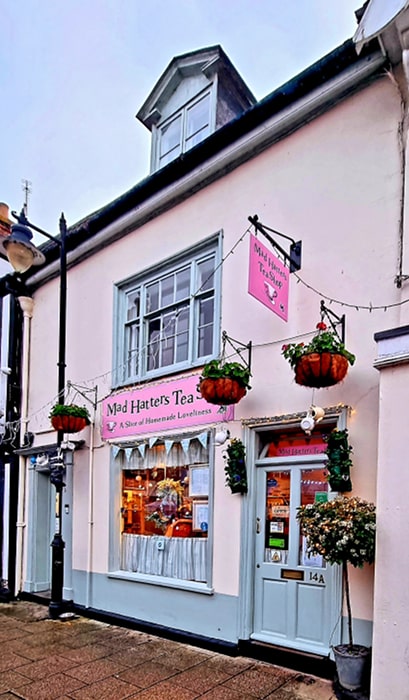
[101,374,233,440]
[248,233,289,321]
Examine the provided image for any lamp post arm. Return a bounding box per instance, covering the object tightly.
[11,210,61,247]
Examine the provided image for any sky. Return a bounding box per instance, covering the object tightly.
[1,0,363,238]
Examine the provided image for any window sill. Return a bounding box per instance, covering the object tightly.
[108,570,214,595]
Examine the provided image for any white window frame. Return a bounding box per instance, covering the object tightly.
[113,234,221,388]
[153,88,214,171]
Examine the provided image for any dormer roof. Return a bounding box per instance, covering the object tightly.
[136,45,256,130]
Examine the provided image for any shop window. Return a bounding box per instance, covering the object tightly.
[114,237,220,386]
[118,435,210,583]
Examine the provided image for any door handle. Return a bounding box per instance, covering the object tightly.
[256,517,261,534]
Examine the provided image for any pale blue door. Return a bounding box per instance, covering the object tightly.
[252,462,341,655]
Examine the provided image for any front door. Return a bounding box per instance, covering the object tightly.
[252,461,341,655]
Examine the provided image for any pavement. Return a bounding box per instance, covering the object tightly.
[0,600,341,700]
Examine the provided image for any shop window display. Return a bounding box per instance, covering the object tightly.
[118,437,209,582]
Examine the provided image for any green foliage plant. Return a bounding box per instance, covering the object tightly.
[223,438,248,494]
[49,403,90,424]
[297,496,376,648]
[199,359,251,389]
[324,429,353,492]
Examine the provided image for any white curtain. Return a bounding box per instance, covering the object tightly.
[121,533,207,582]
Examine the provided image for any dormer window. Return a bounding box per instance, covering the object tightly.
[157,91,211,169]
[136,46,256,175]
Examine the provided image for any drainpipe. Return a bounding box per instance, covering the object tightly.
[85,418,95,609]
[14,296,33,596]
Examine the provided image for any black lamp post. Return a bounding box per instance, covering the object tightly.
[0,209,68,619]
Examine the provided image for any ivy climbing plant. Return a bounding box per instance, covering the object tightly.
[324,429,353,492]
[223,438,248,494]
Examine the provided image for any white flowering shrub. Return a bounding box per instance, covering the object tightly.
[297,496,376,568]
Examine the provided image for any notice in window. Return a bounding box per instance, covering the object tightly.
[189,466,209,497]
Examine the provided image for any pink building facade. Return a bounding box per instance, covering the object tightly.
[7,5,409,693]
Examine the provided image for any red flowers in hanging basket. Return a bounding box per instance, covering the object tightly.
[198,360,251,406]
[49,404,90,433]
[282,323,355,389]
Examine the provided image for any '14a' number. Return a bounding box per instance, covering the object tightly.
[309,572,325,584]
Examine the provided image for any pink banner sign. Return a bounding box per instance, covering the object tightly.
[248,233,289,321]
[101,374,233,440]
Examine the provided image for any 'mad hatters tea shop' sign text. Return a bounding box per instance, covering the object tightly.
[101,375,233,440]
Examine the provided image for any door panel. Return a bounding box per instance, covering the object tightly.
[252,463,340,655]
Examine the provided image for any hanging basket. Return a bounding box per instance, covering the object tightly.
[198,377,247,405]
[294,352,349,388]
[51,415,89,433]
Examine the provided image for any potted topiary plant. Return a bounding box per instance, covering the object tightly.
[297,496,376,692]
[282,322,355,388]
[222,438,248,494]
[49,403,91,433]
[198,359,251,405]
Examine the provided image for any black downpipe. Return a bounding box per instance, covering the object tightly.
[0,294,23,600]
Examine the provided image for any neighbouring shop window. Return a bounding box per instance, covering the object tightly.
[118,435,210,583]
[114,237,220,386]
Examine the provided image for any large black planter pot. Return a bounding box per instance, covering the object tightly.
[333,644,371,692]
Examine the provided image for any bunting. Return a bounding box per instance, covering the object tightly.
[112,446,121,460]
[124,447,133,463]
[197,431,208,449]
[180,438,191,455]
[137,443,146,458]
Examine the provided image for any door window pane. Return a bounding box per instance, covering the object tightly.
[299,468,328,568]
[264,471,290,564]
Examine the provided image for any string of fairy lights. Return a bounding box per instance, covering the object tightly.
[2,219,408,445]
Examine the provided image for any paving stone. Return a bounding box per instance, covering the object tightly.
[17,654,77,680]
[0,651,32,672]
[60,643,114,664]
[64,657,128,683]
[152,645,218,670]
[200,685,258,700]
[118,659,177,688]
[12,673,85,700]
[0,669,31,693]
[68,675,140,699]
[221,665,295,698]
[172,663,232,693]
[126,679,198,700]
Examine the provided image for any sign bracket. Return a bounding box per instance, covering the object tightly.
[248,214,302,272]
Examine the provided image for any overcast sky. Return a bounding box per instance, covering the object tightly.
[2,0,362,236]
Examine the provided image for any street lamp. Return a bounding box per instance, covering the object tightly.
[0,208,68,619]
